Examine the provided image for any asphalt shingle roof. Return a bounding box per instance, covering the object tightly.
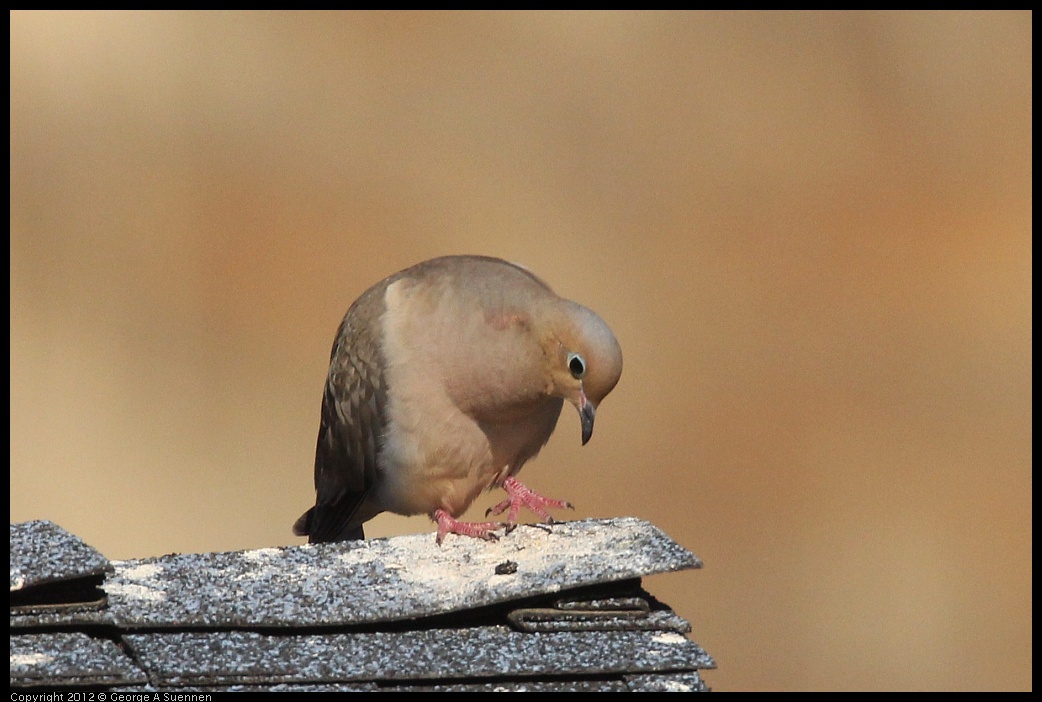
[10,517,714,692]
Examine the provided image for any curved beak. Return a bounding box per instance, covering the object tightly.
[579,398,597,446]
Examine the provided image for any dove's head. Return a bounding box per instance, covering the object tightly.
[546,300,623,445]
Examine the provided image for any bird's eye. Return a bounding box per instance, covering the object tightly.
[567,352,586,379]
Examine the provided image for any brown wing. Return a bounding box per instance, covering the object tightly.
[293,282,390,543]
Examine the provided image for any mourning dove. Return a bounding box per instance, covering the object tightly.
[293,255,623,544]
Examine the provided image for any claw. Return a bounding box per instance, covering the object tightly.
[434,509,504,545]
[485,498,513,518]
[491,477,574,526]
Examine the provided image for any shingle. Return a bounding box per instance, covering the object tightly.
[10,516,715,691]
[625,671,713,692]
[107,516,701,629]
[123,626,714,687]
[10,521,114,628]
[10,632,147,688]
[10,520,111,593]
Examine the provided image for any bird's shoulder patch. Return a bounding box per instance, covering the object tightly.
[484,308,531,332]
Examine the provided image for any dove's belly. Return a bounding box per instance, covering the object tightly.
[373,362,495,517]
[375,382,562,518]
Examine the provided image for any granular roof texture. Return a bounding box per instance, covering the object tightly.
[10,517,714,691]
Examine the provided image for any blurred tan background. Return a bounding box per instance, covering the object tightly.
[10,11,1031,691]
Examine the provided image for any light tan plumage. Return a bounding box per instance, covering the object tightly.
[293,255,622,543]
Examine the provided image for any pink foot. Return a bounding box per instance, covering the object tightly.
[434,509,506,545]
[485,477,575,525]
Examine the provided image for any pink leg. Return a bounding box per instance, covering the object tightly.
[433,509,505,545]
[485,477,575,524]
